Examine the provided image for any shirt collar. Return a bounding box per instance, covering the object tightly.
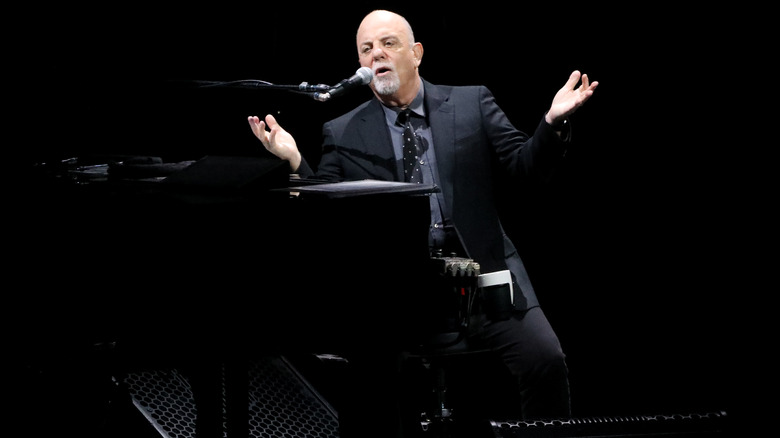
[382,79,426,125]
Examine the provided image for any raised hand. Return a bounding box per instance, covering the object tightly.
[545,70,599,126]
[248,114,302,172]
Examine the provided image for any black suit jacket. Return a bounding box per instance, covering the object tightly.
[297,79,569,311]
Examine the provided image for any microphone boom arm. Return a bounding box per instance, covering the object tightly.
[195,79,331,92]
[187,67,373,100]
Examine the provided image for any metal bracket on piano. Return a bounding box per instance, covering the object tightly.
[429,255,481,333]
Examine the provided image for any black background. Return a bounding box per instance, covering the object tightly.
[13,1,747,430]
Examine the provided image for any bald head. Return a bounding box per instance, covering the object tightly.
[356,10,415,47]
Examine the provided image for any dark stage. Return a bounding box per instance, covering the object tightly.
[10,2,743,437]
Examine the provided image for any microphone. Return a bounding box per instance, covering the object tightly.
[313,67,373,101]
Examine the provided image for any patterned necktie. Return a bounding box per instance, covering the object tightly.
[398,109,423,183]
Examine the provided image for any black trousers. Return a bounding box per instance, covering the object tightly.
[337,306,570,438]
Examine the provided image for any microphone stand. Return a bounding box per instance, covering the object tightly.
[169,67,371,101]
[187,79,331,93]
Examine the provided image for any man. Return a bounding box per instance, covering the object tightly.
[249,9,598,437]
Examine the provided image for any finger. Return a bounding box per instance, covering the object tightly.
[248,116,263,130]
[251,121,265,138]
[580,74,590,89]
[566,70,581,89]
[248,117,269,144]
[265,113,278,128]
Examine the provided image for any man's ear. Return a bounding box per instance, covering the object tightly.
[413,42,424,67]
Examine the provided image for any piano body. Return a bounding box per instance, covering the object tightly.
[15,155,437,359]
[11,155,444,437]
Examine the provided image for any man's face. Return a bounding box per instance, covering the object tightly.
[356,14,419,97]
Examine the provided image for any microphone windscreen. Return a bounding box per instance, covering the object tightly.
[355,67,373,84]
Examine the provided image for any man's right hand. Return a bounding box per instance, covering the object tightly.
[248,114,302,172]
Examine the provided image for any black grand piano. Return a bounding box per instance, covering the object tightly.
[12,154,443,438]
[17,154,437,350]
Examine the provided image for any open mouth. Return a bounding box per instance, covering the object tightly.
[375,66,392,77]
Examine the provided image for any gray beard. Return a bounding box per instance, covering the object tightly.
[373,74,400,96]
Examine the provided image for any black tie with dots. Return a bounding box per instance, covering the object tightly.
[399,109,423,183]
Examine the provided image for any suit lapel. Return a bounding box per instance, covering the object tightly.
[425,81,456,213]
[357,99,399,180]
